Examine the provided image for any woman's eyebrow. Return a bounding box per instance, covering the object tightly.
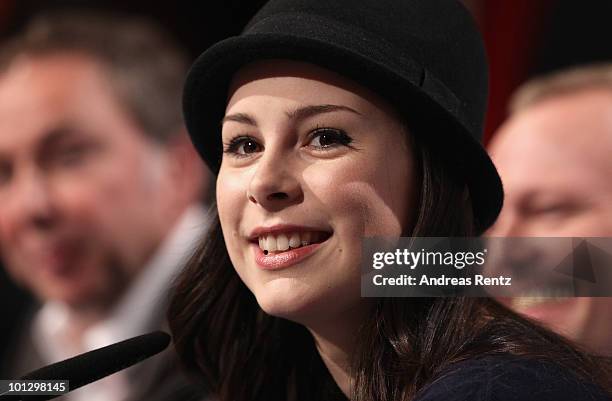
[221,104,361,127]
[286,104,362,121]
[221,112,257,127]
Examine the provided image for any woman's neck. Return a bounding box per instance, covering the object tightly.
[306,302,373,398]
[311,327,354,396]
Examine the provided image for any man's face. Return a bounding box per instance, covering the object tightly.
[489,89,612,237]
[0,54,174,310]
[488,88,612,354]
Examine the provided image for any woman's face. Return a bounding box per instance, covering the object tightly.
[218,60,416,325]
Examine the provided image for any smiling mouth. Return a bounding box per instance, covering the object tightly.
[255,231,332,255]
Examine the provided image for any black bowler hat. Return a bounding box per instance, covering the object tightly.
[183,0,503,232]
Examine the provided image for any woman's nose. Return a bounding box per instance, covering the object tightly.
[247,152,303,211]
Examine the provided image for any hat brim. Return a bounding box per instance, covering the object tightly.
[183,33,503,233]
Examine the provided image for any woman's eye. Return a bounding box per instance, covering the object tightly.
[307,128,352,149]
[224,136,262,157]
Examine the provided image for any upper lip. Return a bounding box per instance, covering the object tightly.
[248,224,332,241]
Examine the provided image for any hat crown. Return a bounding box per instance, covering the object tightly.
[244,0,488,138]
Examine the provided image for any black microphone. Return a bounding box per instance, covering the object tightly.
[1,331,170,400]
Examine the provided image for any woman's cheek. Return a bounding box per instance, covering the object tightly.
[216,169,247,264]
[337,181,404,237]
[216,168,245,223]
[306,159,407,238]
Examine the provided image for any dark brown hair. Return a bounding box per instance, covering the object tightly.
[168,132,611,400]
[0,11,188,143]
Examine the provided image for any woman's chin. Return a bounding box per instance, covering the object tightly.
[254,285,329,324]
[257,296,310,321]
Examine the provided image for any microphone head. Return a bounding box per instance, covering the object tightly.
[19,331,170,400]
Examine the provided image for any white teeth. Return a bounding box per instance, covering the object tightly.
[266,236,277,252]
[258,231,326,253]
[277,234,289,251]
[289,233,301,248]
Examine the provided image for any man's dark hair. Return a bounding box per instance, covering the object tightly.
[0,11,189,142]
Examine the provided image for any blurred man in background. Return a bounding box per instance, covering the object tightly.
[0,11,209,401]
[488,64,612,356]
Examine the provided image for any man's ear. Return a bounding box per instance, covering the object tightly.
[164,128,212,208]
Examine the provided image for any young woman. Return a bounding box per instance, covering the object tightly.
[169,0,611,400]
